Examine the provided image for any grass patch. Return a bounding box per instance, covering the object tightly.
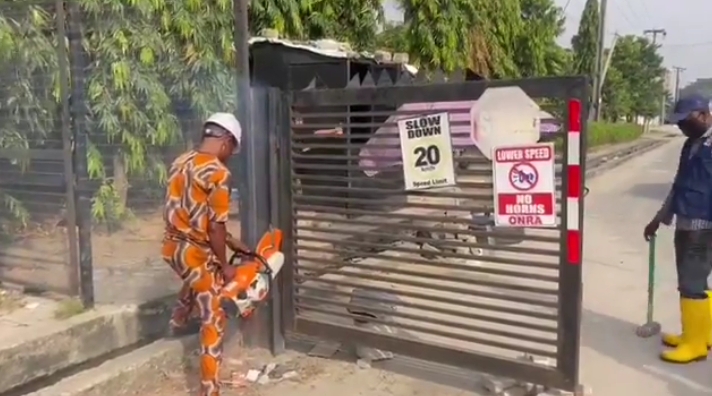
[54,298,86,319]
[588,122,644,147]
[556,122,644,150]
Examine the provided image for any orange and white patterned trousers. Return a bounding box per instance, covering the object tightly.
[162,239,225,396]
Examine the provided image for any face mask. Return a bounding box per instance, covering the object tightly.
[679,120,708,139]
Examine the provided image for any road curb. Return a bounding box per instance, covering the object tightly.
[0,299,171,394]
[586,137,672,180]
[25,338,197,396]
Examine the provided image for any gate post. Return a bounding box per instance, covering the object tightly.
[276,91,295,333]
[238,87,283,352]
[556,94,587,390]
[67,0,95,309]
[54,0,80,298]
[266,88,287,354]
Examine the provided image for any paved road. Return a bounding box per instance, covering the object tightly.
[580,135,712,395]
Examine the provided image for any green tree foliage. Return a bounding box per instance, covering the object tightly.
[398,0,477,72]
[571,0,599,79]
[516,0,566,77]
[602,35,666,121]
[375,21,409,53]
[0,0,237,230]
[300,0,384,50]
[468,0,521,78]
[248,0,306,38]
[249,0,384,50]
[82,0,237,227]
[0,3,60,232]
[466,0,566,78]
[679,78,712,98]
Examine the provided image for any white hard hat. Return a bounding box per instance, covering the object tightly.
[204,112,241,151]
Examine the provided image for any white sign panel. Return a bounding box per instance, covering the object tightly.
[398,112,456,191]
[492,143,556,227]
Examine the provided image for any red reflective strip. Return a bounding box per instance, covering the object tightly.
[567,98,582,198]
[568,99,581,134]
[567,230,581,265]
[566,99,582,266]
[567,164,581,199]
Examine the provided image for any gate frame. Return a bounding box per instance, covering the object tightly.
[278,76,588,391]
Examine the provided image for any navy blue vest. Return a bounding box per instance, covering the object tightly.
[672,137,712,221]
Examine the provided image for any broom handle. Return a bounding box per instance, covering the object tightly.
[647,235,656,323]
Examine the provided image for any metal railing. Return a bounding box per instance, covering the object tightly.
[0,0,239,306]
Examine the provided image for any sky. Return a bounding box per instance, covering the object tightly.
[382,0,712,88]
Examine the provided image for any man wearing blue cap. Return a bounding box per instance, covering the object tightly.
[643,94,712,364]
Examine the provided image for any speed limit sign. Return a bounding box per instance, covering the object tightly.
[397,112,456,190]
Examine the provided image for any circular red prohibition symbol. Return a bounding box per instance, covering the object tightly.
[508,162,539,191]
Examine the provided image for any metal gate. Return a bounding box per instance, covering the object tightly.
[278,77,587,391]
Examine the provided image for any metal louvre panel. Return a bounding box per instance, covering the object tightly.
[283,77,587,391]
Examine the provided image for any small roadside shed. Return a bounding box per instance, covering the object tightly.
[248,36,416,91]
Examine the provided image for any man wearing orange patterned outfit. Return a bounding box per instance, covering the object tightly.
[162,112,248,396]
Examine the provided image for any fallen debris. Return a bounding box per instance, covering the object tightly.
[308,340,341,358]
[281,370,299,379]
[356,358,371,369]
[230,361,303,387]
[267,362,297,379]
[244,369,261,383]
[479,354,591,396]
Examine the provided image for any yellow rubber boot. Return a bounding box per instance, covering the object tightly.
[660,298,711,364]
[662,291,712,348]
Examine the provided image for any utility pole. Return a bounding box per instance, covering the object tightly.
[672,66,686,103]
[600,34,618,87]
[594,33,619,120]
[233,0,266,348]
[592,0,608,121]
[233,0,251,129]
[644,28,667,124]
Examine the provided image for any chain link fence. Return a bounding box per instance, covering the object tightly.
[0,0,240,305]
[0,0,78,296]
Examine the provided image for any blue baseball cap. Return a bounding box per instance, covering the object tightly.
[669,94,711,123]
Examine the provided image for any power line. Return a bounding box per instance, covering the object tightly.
[630,0,652,25]
[625,0,653,25]
[619,0,642,27]
[610,3,636,31]
[610,0,641,31]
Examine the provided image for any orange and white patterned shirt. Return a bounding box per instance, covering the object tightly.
[163,151,231,247]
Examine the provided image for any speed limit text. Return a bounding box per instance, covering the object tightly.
[495,146,552,163]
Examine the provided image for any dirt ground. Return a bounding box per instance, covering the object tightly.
[0,288,24,314]
[0,205,242,304]
[133,343,469,396]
